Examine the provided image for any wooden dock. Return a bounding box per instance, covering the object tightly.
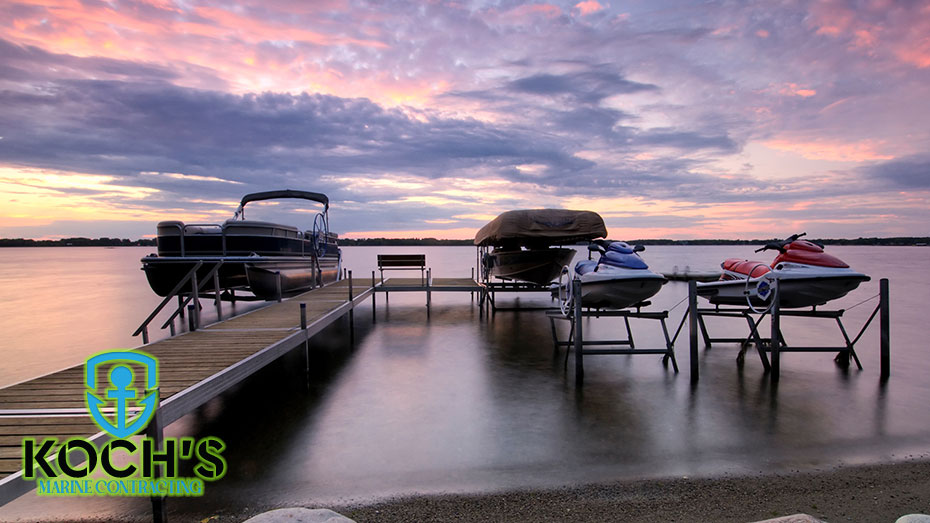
[0,278,373,506]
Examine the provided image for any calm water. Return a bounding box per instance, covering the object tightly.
[1,245,929,520]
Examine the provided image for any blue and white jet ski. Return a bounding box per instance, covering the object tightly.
[569,240,667,309]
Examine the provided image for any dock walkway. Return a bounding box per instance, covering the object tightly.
[0,279,373,505]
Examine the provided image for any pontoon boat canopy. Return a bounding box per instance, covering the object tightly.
[474,209,607,247]
[234,189,329,219]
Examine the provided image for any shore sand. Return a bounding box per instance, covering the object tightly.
[329,460,930,523]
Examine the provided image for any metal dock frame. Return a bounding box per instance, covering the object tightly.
[681,278,891,382]
[548,279,679,384]
[0,277,374,520]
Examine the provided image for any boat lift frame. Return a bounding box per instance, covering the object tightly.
[548,279,679,383]
[678,279,890,382]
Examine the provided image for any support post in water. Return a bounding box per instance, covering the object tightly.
[348,270,355,338]
[275,271,282,303]
[371,270,377,324]
[573,278,584,384]
[188,305,196,332]
[300,302,309,378]
[145,392,166,523]
[426,268,432,314]
[688,280,699,382]
[771,284,781,381]
[880,278,890,381]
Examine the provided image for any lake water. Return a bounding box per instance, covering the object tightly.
[1,245,929,520]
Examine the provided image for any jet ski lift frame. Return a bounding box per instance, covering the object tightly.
[547,279,679,384]
[678,279,890,382]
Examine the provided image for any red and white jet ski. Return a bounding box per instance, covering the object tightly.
[696,233,870,309]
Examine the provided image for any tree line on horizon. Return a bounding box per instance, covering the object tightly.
[1,236,927,247]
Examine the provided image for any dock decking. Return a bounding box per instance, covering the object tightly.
[0,279,373,505]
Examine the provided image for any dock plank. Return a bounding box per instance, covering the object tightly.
[0,279,373,487]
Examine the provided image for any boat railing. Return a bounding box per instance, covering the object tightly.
[133,260,225,344]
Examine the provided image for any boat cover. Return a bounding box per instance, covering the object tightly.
[474,209,607,247]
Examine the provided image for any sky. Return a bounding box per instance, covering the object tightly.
[1,0,929,240]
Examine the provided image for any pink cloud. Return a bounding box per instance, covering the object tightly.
[575,1,605,16]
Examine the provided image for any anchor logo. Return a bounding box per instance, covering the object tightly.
[84,351,159,438]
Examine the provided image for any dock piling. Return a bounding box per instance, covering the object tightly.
[689,280,698,381]
[880,278,890,381]
[573,278,584,384]
[187,305,196,332]
[348,270,355,339]
[275,271,283,303]
[771,285,781,381]
[372,271,377,323]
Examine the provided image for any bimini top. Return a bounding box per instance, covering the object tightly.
[474,209,607,247]
[234,189,329,220]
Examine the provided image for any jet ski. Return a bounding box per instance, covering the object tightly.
[563,240,667,309]
[696,233,870,309]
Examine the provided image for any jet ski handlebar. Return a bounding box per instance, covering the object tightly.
[754,232,807,253]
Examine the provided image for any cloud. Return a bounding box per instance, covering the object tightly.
[860,154,930,189]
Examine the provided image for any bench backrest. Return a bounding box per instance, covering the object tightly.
[377,254,426,268]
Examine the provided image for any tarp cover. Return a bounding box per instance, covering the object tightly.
[474,209,607,246]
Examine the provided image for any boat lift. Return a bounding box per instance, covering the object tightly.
[548,279,679,383]
[677,279,891,382]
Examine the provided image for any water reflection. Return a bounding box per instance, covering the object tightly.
[2,246,929,520]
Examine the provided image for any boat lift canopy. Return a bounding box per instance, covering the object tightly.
[234,189,329,220]
[474,209,607,247]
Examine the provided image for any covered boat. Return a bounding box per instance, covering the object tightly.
[142,190,341,300]
[475,209,607,285]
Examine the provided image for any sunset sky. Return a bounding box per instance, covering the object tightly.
[1,0,928,240]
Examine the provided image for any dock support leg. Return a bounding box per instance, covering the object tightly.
[146,403,166,523]
[426,268,432,316]
[771,287,781,381]
[880,278,890,381]
[371,271,377,324]
[275,271,283,303]
[573,278,584,385]
[142,327,149,345]
[178,295,185,319]
[348,271,354,342]
[689,281,699,382]
[301,303,310,386]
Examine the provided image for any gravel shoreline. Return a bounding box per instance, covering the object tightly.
[331,460,930,523]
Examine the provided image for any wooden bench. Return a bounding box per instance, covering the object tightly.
[377,254,427,283]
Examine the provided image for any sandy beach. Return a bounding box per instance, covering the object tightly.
[329,459,930,523]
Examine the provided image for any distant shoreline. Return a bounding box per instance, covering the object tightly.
[1,236,928,247]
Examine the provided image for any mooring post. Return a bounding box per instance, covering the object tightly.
[471,267,475,300]
[188,304,196,332]
[880,278,890,381]
[146,395,166,523]
[348,270,355,337]
[214,269,223,321]
[275,271,283,303]
[688,280,699,381]
[300,302,309,378]
[142,326,149,345]
[426,268,432,312]
[573,278,584,384]
[371,270,377,324]
[771,284,781,381]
